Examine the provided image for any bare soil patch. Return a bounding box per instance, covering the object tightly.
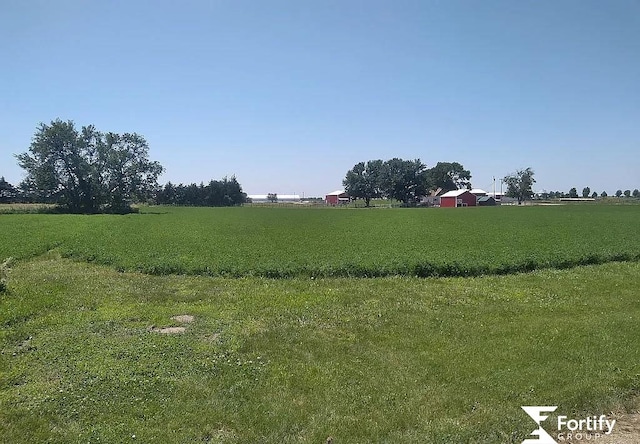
[149,314,194,334]
[171,315,194,323]
[151,326,186,334]
[564,411,640,443]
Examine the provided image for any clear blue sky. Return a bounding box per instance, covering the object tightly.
[1,0,638,196]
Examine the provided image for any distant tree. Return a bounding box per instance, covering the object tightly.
[591,191,598,199]
[16,119,163,213]
[601,191,608,198]
[582,187,590,198]
[156,181,177,205]
[623,189,631,198]
[202,176,245,206]
[343,159,384,207]
[569,188,578,198]
[615,190,623,197]
[222,176,247,206]
[267,193,278,203]
[182,183,200,205]
[0,177,17,203]
[633,189,640,198]
[425,162,472,192]
[380,158,428,206]
[503,168,536,204]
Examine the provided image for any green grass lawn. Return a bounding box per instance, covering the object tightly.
[1,256,639,443]
[1,204,638,278]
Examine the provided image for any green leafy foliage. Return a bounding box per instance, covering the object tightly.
[425,161,472,192]
[342,160,384,207]
[503,167,536,204]
[16,119,163,213]
[380,158,428,206]
[155,177,246,206]
[0,177,17,203]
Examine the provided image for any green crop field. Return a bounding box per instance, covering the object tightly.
[1,205,638,278]
[1,204,639,443]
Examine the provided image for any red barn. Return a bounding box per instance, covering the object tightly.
[440,189,477,207]
[325,190,349,205]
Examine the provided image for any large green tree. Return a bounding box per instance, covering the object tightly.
[96,131,164,212]
[425,162,472,192]
[503,167,536,204]
[16,119,163,213]
[343,159,384,207]
[380,158,428,206]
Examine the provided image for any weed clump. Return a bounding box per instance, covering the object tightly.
[0,257,13,293]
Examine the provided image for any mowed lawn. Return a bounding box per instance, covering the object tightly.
[0,257,638,443]
[0,204,638,277]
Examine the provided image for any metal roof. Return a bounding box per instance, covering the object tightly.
[440,189,470,198]
[326,190,347,196]
[247,194,301,200]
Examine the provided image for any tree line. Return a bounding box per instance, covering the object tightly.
[3,119,246,211]
[343,159,471,207]
[538,188,640,199]
[155,178,246,206]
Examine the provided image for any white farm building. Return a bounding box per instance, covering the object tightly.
[247,194,301,203]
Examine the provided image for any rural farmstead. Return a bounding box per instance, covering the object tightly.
[439,189,477,207]
[325,190,349,205]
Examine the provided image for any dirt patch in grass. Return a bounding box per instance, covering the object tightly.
[171,314,194,323]
[201,333,221,343]
[149,314,194,334]
[151,326,186,334]
[604,412,640,443]
[564,411,640,443]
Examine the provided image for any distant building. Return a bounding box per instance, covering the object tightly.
[440,189,477,207]
[420,187,444,206]
[247,194,301,203]
[325,190,349,206]
[469,188,488,197]
[477,196,497,206]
